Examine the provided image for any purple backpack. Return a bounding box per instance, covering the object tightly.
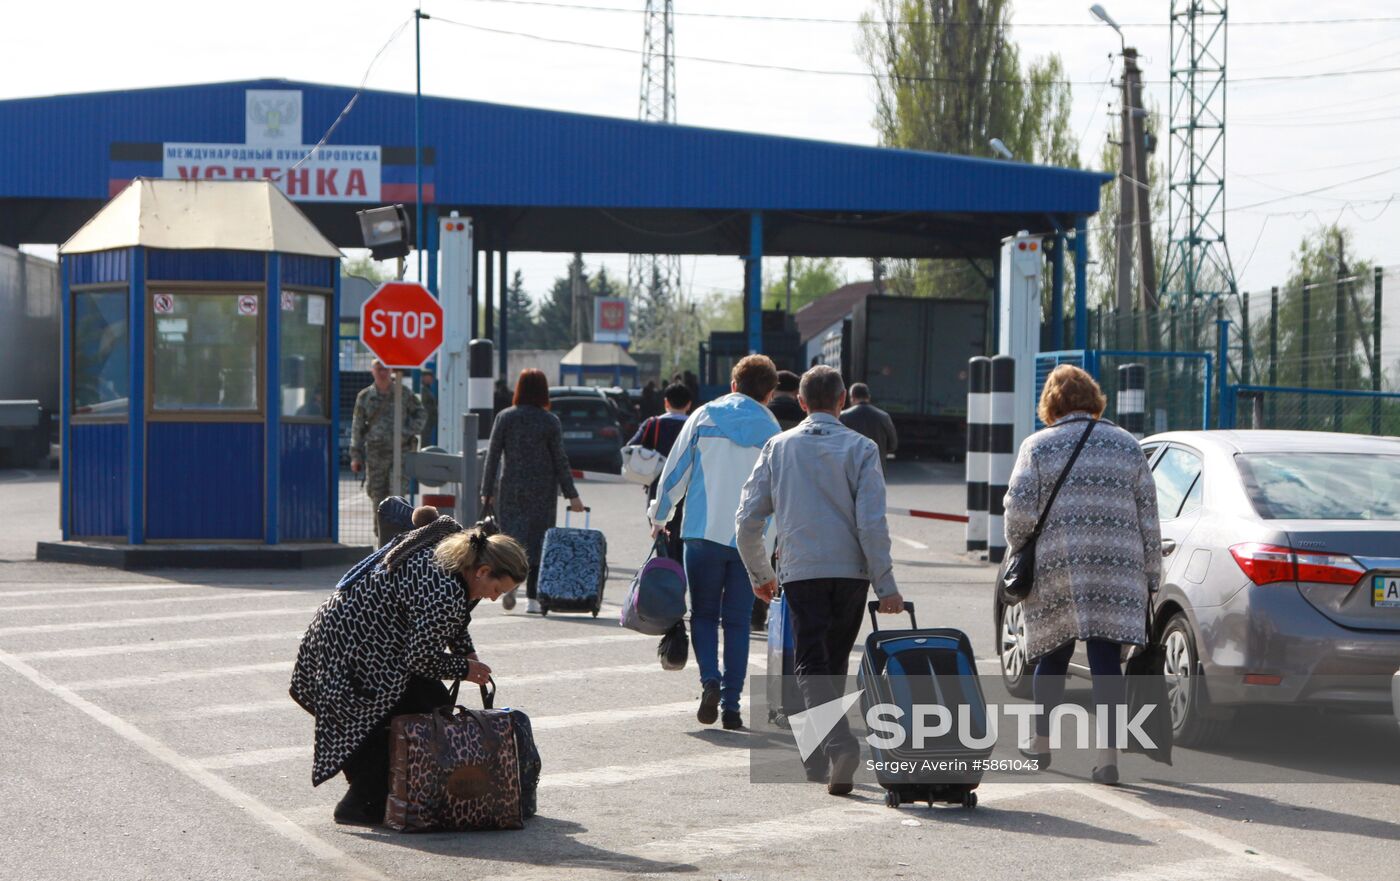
[620,538,688,635]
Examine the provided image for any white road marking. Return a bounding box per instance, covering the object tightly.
[200,745,310,770]
[0,583,197,598]
[530,700,700,732]
[507,663,660,685]
[0,589,285,613]
[891,534,929,551]
[1082,855,1264,881]
[68,661,293,691]
[191,699,296,718]
[0,646,388,881]
[542,751,749,789]
[640,782,1054,861]
[0,607,316,637]
[14,631,308,661]
[1074,785,1344,881]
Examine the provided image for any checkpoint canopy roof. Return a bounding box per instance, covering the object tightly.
[561,342,639,370]
[60,178,339,257]
[0,79,1110,258]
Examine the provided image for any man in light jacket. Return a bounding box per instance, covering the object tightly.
[651,355,781,731]
[736,365,904,795]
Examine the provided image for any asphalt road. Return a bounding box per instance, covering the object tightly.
[1,462,1397,881]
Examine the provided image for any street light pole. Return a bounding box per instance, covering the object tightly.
[415,8,429,282]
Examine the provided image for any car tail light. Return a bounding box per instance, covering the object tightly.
[1229,543,1366,587]
[598,426,619,439]
[1243,674,1283,686]
[1230,543,1295,585]
[1294,551,1365,586]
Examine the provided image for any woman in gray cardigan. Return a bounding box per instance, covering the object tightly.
[1003,364,1161,784]
[482,369,585,614]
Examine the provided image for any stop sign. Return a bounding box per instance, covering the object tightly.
[359,281,444,369]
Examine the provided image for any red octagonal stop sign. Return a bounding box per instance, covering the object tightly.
[359,281,444,369]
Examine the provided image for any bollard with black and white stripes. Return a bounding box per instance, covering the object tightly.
[1117,363,1146,439]
[987,355,1016,563]
[965,357,991,553]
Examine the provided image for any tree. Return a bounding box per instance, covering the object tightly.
[1268,225,1374,391]
[858,0,1078,299]
[503,269,537,349]
[341,254,391,282]
[763,258,847,312]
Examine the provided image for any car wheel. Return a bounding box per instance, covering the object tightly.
[999,602,1034,699]
[1161,612,1233,748]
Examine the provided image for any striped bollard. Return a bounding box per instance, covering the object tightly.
[965,357,991,553]
[1117,363,1146,439]
[987,355,1015,564]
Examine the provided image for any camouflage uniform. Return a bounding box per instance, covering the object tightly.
[351,381,426,542]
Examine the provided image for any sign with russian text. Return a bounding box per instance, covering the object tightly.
[162,143,381,203]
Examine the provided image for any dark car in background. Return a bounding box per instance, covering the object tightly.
[549,392,624,474]
[996,430,1400,747]
[550,385,641,440]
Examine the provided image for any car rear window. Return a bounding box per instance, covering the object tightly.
[1236,452,1400,520]
[553,399,613,423]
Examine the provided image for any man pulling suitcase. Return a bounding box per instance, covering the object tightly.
[736,365,904,795]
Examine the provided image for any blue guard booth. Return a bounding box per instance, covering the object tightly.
[52,178,356,564]
[558,343,639,388]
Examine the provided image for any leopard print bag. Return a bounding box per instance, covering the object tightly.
[385,704,524,832]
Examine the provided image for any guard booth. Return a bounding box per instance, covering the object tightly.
[558,343,639,388]
[50,179,355,562]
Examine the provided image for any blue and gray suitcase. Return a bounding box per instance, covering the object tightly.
[765,591,804,729]
[537,507,608,616]
[857,601,988,809]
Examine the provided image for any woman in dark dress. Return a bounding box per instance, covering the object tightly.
[290,518,529,825]
[481,369,586,614]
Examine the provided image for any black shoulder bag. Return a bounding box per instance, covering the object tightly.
[997,419,1096,606]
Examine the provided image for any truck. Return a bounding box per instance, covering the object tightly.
[830,295,988,459]
[0,245,60,467]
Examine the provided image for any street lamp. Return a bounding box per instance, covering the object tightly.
[1089,4,1125,51]
[989,138,1014,160]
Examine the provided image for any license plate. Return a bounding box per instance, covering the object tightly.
[563,431,591,440]
[1374,576,1400,608]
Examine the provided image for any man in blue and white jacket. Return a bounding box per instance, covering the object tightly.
[650,354,781,731]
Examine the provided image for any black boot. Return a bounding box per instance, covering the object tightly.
[697,681,721,725]
[333,789,385,826]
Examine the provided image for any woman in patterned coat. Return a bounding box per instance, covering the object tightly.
[481,369,585,614]
[290,518,529,825]
[1003,364,1161,785]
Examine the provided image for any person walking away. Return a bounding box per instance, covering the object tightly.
[736,366,904,795]
[839,382,897,470]
[351,359,427,546]
[651,355,781,730]
[493,378,513,418]
[639,380,663,420]
[627,382,692,561]
[419,369,438,446]
[1003,364,1160,785]
[767,370,805,430]
[482,369,586,613]
[290,518,530,825]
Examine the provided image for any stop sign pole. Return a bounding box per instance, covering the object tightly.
[359,282,445,524]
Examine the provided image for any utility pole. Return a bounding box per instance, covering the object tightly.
[1125,49,1157,311]
[785,257,793,313]
[570,253,586,344]
[1114,49,1137,318]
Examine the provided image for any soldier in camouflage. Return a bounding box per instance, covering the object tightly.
[351,359,427,544]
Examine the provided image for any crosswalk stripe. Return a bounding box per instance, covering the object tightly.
[638,782,1054,862]
[0,607,316,637]
[530,701,699,731]
[0,583,198,599]
[200,745,309,770]
[541,751,748,789]
[0,590,291,613]
[1082,856,1262,881]
[14,631,308,661]
[68,661,293,691]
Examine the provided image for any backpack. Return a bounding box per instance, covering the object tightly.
[620,537,688,635]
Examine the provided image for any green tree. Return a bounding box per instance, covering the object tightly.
[1269,226,1374,391]
[341,254,391,282]
[503,269,537,349]
[763,258,847,312]
[858,0,1078,300]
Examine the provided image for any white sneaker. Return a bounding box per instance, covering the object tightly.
[527,599,542,615]
[501,589,517,611]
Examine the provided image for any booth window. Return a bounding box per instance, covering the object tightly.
[72,291,129,416]
[280,291,329,418]
[151,292,259,412]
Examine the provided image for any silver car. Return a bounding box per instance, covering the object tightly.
[997,430,1400,747]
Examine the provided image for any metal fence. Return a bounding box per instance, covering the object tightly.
[1083,264,1400,435]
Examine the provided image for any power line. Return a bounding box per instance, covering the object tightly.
[429,14,1400,87]
[447,0,1400,29]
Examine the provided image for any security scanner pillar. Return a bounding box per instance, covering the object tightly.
[998,232,1044,453]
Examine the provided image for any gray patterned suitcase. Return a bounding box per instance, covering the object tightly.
[537,507,608,616]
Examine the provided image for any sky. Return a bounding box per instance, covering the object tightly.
[7,0,1400,305]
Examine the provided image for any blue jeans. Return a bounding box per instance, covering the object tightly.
[1032,639,1125,740]
[684,539,755,711]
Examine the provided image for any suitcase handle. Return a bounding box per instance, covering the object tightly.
[564,506,592,529]
[868,600,917,631]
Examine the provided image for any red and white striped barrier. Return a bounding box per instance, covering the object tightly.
[570,469,969,523]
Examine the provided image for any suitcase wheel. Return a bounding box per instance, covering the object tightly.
[591,608,599,618]
[962,791,978,809]
[884,790,900,808]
